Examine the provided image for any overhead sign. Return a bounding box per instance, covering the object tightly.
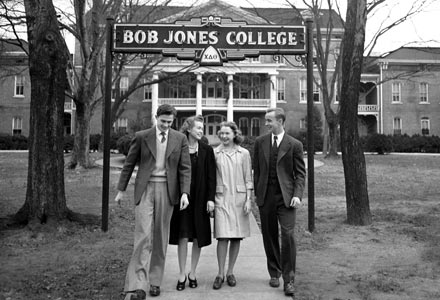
[113,16,306,66]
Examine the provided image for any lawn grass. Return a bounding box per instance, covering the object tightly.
[0,152,439,299]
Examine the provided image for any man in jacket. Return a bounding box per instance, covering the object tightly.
[253,107,306,296]
[115,104,191,299]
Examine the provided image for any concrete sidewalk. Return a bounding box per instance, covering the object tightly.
[100,155,303,299]
[160,215,289,300]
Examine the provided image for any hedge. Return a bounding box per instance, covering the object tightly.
[2,132,439,154]
[360,134,440,154]
[0,134,28,150]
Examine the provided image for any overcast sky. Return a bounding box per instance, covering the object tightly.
[167,0,440,54]
[55,0,440,55]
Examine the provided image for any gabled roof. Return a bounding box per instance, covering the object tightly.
[381,47,440,61]
[0,39,28,55]
[122,0,343,27]
[157,0,269,24]
[241,7,343,27]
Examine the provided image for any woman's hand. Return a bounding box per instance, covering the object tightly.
[243,199,251,215]
[207,200,215,213]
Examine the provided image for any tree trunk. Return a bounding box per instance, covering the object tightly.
[326,115,339,158]
[68,100,93,169]
[339,0,372,225]
[16,0,69,224]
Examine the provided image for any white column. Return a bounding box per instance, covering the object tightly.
[227,74,234,121]
[196,73,203,115]
[270,73,277,108]
[151,72,159,125]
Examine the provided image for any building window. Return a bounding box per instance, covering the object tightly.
[14,76,25,97]
[419,82,428,103]
[239,117,249,136]
[251,76,261,99]
[421,118,430,135]
[239,76,249,98]
[300,118,306,130]
[313,81,320,102]
[144,79,152,100]
[112,76,129,101]
[393,117,402,135]
[277,77,285,101]
[392,82,401,103]
[300,78,307,103]
[12,117,23,135]
[168,74,196,98]
[116,118,128,134]
[251,118,260,136]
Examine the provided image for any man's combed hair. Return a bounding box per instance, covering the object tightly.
[266,107,286,123]
[157,104,177,117]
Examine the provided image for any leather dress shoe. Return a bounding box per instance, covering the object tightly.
[226,274,236,287]
[129,289,146,300]
[188,273,198,288]
[176,275,186,291]
[149,285,161,297]
[284,280,295,296]
[212,276,224,289]
[269,277,280,288]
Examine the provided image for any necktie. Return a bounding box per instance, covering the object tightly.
[160,132,166,143]
[272,135,278,150]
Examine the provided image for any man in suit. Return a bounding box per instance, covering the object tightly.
[253,107,306,296]
[115,104,191,300]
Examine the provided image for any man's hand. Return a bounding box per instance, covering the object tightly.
[115,190,127,206]
[180,193,189,210]
[290,196,301,208]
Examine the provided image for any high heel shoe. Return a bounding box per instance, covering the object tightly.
[176,275,186,291]
[188,272,198,288]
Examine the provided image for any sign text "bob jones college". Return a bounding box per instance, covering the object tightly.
[113,17,307,65]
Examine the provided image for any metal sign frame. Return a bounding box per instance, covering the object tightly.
[113,16,306,66]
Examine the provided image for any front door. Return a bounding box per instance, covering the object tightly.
[204,114,225,145]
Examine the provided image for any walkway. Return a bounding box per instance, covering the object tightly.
[97,155,321,299]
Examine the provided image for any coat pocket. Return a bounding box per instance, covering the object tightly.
[216,185,225,194]
[236,185,246,193]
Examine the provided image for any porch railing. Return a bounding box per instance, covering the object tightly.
[358,104,379,112]
[159,98,270,107]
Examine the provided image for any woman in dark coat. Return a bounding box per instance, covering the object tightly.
[169,115,216,291]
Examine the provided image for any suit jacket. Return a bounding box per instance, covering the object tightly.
[253,133,306,208]
[117,127,191,206]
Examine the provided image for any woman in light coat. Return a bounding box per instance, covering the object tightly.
[212,121,253,290]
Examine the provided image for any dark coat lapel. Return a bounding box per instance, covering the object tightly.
[165,129,179,159]
[145,127,157,160]
[262,134,271,166]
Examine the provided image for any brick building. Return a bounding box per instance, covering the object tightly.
[0,40,30,136]
[2,1,440,143]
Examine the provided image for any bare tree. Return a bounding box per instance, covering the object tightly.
[15,0,70,224]
[339,0,371,225]
[59,0,198,169]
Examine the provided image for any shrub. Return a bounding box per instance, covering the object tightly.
[0,134,28,150]
[241,136,256,161]
[365,134,393,154]
[89,134,101,152]
[63,135,74,152]
[116,134,133,156]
